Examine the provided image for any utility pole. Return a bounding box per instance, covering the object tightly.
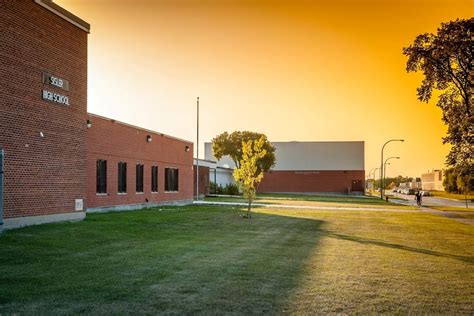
[380,139,404,199]
[196,97,199,200]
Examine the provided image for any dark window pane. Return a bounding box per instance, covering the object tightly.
[165,168,179,192]
[151,166,158,192]
[118,162,127,193]
[96,160,107,194]
[136,164,144,193]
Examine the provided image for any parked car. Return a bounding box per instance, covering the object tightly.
[421,191,431,196]
[392,188,399,192]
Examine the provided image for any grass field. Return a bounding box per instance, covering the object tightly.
[205,194,417,209]
[430,191,474,201]
[426,205,474,220]
[0,202,473,314]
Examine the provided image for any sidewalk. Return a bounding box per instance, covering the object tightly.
[194,200,473,225]
[194,200,419,213]
[388,197,474,225]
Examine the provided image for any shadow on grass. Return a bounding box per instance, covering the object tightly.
[321,230,474,264]
[0,205,325,315]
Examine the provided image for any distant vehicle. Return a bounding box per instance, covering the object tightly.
[421,191,431,196]
[392,188,398,192]
[407,189,416,195]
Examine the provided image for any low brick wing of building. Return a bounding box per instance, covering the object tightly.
[87,114,194,212]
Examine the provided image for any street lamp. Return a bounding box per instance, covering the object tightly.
[371,167,380,194]
[380,139,404,199]
[383,157,399,193]
[366,167,377,192]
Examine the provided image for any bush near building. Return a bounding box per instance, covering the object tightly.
[210,182,240,196]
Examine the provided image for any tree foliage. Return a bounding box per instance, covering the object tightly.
[233,137,267,219]
[212,131,276,173]
[443,167,474,194]
[403,18,473,177]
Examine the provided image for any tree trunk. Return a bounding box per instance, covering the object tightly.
[248,199,252,219]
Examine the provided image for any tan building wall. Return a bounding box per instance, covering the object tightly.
[421,170,444,191]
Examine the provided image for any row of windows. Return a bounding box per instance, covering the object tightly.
[96,160,179,194]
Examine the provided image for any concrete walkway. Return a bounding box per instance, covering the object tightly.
[194,200,418,213]
[193,200,474,225]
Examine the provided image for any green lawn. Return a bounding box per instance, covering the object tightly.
[0,204,473,314]
[205,193,413,209]
[430,191,474,200]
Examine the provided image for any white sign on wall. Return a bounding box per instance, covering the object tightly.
[75,199,84,211]
[43,73,69,91]
[42,72,70,106]
[42,90,69,106]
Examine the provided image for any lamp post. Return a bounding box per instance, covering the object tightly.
[372,168,379,194]
[384,157,399,191]
[380,139,404,199]
[196,97,199,200]
[366,167,377,192]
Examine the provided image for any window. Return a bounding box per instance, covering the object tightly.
[165,168,179,192]
[118,162,127,193]
[136,164,144,193]
[96,159,107,194]
[151,166,158,192]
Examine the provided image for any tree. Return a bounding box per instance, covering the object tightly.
[443,168,459,193]
[403,18,473,178]
[444,167,473,207]
[212,131,276,173]
[233,137,267,219]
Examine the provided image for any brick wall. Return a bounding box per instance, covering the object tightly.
[86,114,194,208]
[193,165,210,196]
[258,170,365,194]
[0,1,88,219]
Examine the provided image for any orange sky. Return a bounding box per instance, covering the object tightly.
[56,0,473,177]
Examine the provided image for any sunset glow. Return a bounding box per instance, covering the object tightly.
[56,0,473,177]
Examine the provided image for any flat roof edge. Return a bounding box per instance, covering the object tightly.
[87,113,193,145]
[34,0,90,33]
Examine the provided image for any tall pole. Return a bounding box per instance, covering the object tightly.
[366,167,376,192]
[383,157,400,190]
[373,168,379,191]
[380,139,404,199]
[196,97,199,200]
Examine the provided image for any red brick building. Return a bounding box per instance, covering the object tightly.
[205,141,365,194]
[0,0,89,228]
[193,161,210,198]
[0,1,193,230]
[87,114,193,212]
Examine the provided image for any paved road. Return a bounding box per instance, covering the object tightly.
[387,191,473,209]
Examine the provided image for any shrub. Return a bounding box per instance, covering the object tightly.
[224,183,240,196]
[209,182,240,195]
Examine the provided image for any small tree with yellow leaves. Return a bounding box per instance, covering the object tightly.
[233,137,267,219]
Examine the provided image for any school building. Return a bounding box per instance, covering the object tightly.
[204,141,365,194]
[0,1,193,230]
